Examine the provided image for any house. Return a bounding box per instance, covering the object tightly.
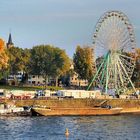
[68,63,89,87]
[28,75,45,85]
[7,71,24,85]
[27,75,56,86]
[69,72,88,87]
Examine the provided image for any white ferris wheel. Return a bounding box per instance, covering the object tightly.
[87,11,136,94]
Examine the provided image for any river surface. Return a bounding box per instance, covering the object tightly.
[0,115,140,140]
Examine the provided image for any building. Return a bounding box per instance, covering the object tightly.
[28,75,56,86]
[69,63,89,87]
[69,72,88,87]
[6,33,14,48]
[28,75,45,85]
[6,33,23,85]
[7,71,24,85]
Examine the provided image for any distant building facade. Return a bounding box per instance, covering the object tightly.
[69,63,88,87]
[7,71,23,85]
[69,72,88,87]
[28,75,45,85]
[27,75,56,86]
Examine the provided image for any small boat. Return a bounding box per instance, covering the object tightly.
[31,106,123,116]
[0,103,31,117]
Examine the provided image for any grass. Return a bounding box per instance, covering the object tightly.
[0,85,63,91]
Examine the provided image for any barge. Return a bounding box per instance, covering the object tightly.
[31,106,123,116]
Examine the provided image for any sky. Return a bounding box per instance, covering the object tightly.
[0,0,140,58]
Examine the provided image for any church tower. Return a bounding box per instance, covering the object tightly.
[7,33,14,48]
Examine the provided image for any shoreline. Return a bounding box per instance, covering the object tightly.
[14,98,140,115]
[2,98,140,115]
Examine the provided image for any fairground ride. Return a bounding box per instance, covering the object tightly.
[87,11,136,94]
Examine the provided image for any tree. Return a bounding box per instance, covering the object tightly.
[132,48,140,87]
[29,45,70,86]
[7,47,31,84]
[8,47,30,74]
[0,39,9,69]
[0,39,9,80]
[73,45,95,82]
[61,69,75,87]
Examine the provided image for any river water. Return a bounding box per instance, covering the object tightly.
[0,115,140,140]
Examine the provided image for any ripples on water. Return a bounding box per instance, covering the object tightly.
[0,115,140,140]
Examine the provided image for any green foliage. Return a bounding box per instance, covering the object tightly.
[60,69,75,86]
[132,48,140,87]
[7,47,31,74]
[29,45,70,80]
[0,85,63,91]
[73,45,95,81]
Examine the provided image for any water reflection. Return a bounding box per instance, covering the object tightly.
[0,115,139,140]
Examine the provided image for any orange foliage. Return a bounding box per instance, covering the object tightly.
[0,39,4,51]
[0,38,9,69]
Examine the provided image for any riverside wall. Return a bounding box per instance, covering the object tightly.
[13,99,140,109]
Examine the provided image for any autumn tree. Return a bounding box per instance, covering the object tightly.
[0,39,9,69]
[73,45,95,82]
[132,48,140,87]
[29,45,70,86]
[0,39,9,81]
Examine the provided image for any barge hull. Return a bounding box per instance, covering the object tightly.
[31,107,122,116]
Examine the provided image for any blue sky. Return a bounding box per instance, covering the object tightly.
[0,0,140,57]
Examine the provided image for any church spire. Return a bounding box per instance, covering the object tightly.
[7,33,14,48]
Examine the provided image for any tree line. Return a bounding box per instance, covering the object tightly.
[0,38,139,87]
[5,44,71,86]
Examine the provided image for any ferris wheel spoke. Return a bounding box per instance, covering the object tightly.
[116,60,125,88]
[118,57,136,92]
[119,54,135,62]
[119,61,134,76]
[120,36,130,48]
[95,41,108,51]
[119,57,135,69]
[119,55,135,68]
[121,42,132,51]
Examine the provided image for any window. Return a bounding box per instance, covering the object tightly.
[32,75,35,78]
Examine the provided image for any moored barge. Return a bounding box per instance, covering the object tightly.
[31,106,123,116]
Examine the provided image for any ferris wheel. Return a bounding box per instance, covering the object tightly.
[87,11,136,94]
